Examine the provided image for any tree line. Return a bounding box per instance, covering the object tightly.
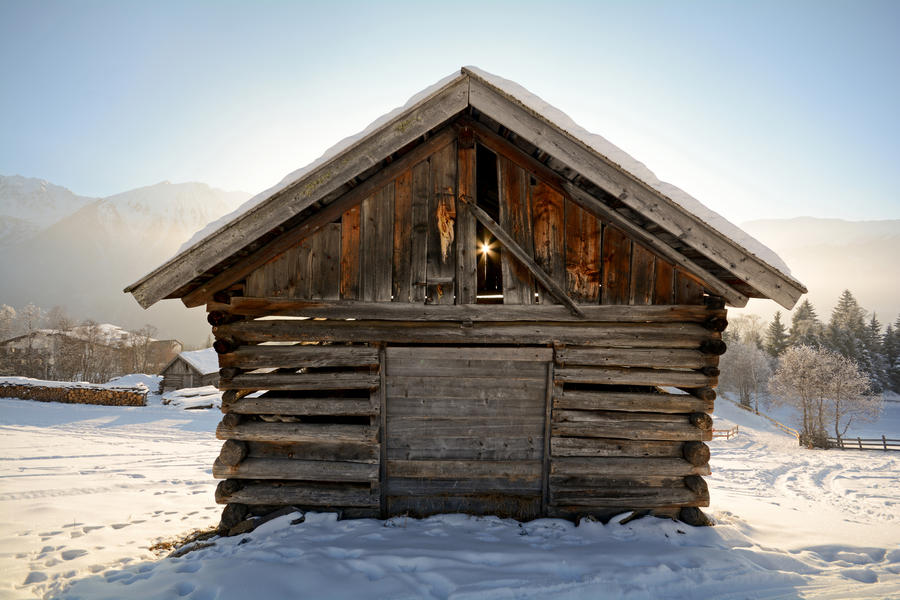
[719,290,895,448]
[0,303,170,383]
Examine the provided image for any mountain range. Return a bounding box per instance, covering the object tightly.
[1,174,897,346]
[0,175,249,346]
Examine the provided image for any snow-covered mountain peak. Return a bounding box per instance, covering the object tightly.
[0,174,95,231]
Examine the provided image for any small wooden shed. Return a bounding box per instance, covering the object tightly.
[159,348,220,392]
[125,67,805,524]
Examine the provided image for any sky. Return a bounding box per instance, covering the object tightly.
[1,0,898,226]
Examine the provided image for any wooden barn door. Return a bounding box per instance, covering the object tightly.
[383,346,551,519]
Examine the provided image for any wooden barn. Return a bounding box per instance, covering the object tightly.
[159,348,220,392]
[125,67,805,526]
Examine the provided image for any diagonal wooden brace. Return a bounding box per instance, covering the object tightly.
[459,195,585,318]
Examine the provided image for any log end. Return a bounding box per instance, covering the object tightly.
[678,506,714,527]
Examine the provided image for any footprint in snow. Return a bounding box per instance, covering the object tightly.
[174,562,202,574]
[82,525,104,533]
[61,549,88,560]
[111,523,131,529]
[23,571,48,585]
[174,581,195,596]
[842,568,877,583]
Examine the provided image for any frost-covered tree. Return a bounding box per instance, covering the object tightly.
[724,314,765,348]
[765,311,789,358]
[825,291,867,361]
[46,305,74,332]
[770,345,879,448]
[19,303,45,334]
[769,346,829,446]
[0,304,15,341]
[826,352,879,440]
[788,299,822,348]
[127,325,158,374]
[720,339,772,411]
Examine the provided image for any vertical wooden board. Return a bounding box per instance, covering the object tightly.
[374,183,395,302]
[498,156,534,304]
[393,170,413,303]
[629,243,655,305]
[309,223,341,300]
[532,180,565,304]
[653,258,675,305]
[290,240,313,299]
[601,225,632,305]
[410,160,429,303]
[341,205,361,300]
[359,193,377,302]
[426,141,457,305]
[675,268,704,305]
[456,144,477,304]
[564,199,600,303]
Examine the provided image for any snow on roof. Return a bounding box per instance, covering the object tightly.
[463,66,793,279]
[177,72,464,255]
[178,347,219,375]
[176,66,794,284]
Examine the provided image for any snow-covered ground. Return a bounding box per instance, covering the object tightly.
[1,391,898,599]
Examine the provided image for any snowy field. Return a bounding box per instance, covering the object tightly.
[1,392,898,599]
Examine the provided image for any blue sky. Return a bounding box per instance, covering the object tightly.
[1,0,898,224]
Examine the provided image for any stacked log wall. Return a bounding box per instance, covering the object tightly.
[210,300,724,522]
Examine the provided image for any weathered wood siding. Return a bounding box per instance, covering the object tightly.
[161,358,218,392]
[238,125,703,307]
[384,346,549,518]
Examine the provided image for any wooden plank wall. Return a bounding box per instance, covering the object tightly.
[246,140,460,305]
[384,346,549,518]
[241,129,706,308]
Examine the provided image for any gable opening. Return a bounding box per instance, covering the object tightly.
[475,143,503,302]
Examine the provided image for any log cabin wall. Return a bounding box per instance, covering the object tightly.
[210,122,727,524]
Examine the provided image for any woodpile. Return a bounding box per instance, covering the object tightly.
[0,383,147,406]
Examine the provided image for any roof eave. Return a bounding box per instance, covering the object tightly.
[463,69,806,309]
[125,72,471,308]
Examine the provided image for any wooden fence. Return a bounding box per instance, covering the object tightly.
[719,395,799,439]
[712,426,739,440]
[827,436,900,451]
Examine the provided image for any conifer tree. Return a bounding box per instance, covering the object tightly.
[788,299,822,347]
[765,311,789,357]
[825,290,868,366]
[885,317,900,393]
[863,314,885,393]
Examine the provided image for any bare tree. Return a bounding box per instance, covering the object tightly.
[127,325,158,373]
[725,314,766,348]
[826,353,880,440]
[0,304,15,341]
[719,339,772,411]
[46,305,75,332]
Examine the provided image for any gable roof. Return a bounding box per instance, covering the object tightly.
[125,66,806,310]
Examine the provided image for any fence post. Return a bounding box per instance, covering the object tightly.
[858,437,862,450]
[884,435,888,451]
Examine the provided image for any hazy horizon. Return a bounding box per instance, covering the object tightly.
[2,0,898,228]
